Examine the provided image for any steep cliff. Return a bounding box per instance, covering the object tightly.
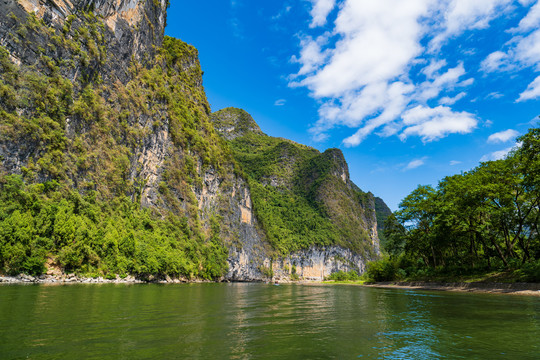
[0,0,388,281]
[212,108,384,278]
[0,0,239,279]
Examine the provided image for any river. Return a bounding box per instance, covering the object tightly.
[0,283,539,359]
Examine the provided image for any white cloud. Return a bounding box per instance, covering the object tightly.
[290,0,536,145]
[422,59,447,79]
[309,0,336,28]
[480,51,510,73]
[298,0,428,99]
[487,129,519,143]
[518,75,540,101]
[450,160,462,165]
[290,35,330,77]
[405,158,426,170]
[274,99,286,106]
[439,91,467,105]
[480,146,514,161]
[515,0,540,32]
[429,0,515,51]
[416,63,469,102]
[481,141,522,161]
[479,2,540,101]
[514,29,540,70]
[400,105,477,142]
[291,0,492,145]
[486,92,504,99]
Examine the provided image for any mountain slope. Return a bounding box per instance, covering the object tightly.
[212,108,381,258]
[0,0,389,281]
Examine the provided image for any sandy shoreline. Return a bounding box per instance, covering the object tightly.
[362,281,540,296]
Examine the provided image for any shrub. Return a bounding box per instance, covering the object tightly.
[327,270,360,281]
[366,257,398,282]
[517,260,540,282]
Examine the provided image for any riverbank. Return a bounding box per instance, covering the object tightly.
[0,274,205,284]
[3,274,540,297]
[362,281,540,296]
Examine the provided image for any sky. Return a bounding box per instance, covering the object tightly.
[165,0,540,211]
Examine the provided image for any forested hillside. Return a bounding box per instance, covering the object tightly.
[212,108,382,257]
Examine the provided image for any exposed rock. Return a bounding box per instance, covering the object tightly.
[0,0,166,84]
[0,0,390,282]
[273,246,370,281]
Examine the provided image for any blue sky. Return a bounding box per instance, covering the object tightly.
[166,0,540,211]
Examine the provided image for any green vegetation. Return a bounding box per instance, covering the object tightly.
[374,196,392,245]
[0,175,227,279]
[217,110,378,256]
[325,270,361,281]
[0,11,232,279]
[0,7,384,279]
[369,127,540,283]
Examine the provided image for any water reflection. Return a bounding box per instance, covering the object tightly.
[0,283,539,359]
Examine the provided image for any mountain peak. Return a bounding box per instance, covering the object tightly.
[211,107,265,140]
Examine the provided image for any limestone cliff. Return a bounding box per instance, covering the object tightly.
[0,0,389,281]
[1,0,166,84]
[212,108,385,280]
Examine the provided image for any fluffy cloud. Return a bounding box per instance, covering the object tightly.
[487,129,519,143]
[439,91,467,105]
[274,99,286,106]
[291,0,539,145]
[514,29,540,69]
[481,141,522,161]
[515,0,540,31]
[480,51,509,72]
[290,0,512,145]
[429,0,514,51]
[479,1,540,100]
[298,0,428,99]
[480,147,514,161]
[518,75,540,101]
[400,105,477,142]
[309,0,336,28]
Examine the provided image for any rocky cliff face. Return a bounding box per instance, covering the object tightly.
[0,0,388,281]
[0,0,166,84]
[212,108,383,280]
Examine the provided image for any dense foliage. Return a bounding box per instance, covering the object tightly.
[0,175,228,278]
[325,270,360,281]
[230,131,340,254]
[0,11,231,278]
[223,123,377,256]
[374,127,540,282]
[0,8,385,278]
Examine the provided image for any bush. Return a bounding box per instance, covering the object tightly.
[517,260,540,282]
[366,257,398,282]
[327,270,360,281]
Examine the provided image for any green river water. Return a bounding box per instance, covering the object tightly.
[0,283,539,359]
